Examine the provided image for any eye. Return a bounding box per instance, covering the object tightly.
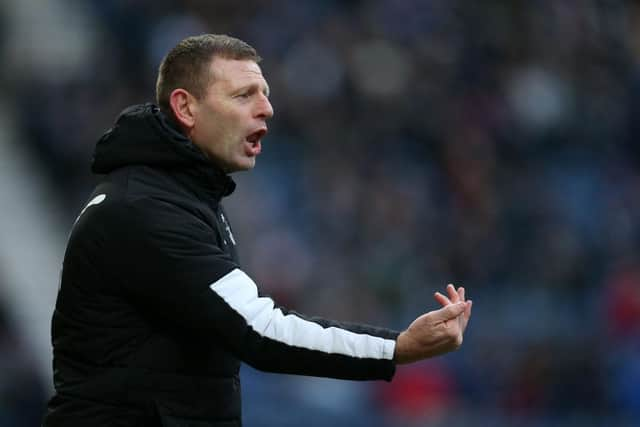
[235,91,251,99]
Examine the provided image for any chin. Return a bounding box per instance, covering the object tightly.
[228,159,256,173]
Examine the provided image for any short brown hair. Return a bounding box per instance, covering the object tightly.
[156,34,261,114]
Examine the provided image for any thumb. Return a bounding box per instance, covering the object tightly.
[435,301,466,321]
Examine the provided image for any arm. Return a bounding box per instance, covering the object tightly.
[112,197,397,381]
[112,197,471,379]
[209,269,398,380]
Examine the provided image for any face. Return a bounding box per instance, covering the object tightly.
[189,58,274,173]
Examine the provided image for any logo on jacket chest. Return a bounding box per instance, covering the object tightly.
[219,212,236,246]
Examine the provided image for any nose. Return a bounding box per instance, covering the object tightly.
[255,94,274,120]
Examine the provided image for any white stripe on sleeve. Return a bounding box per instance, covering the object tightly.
[209,269,396,360]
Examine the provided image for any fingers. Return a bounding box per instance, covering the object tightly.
[465,299,473,321]
[458,286,465,302]
[434,291,451,307]
[447,284,460,303]
[460,299,473,331]
[435,284,465,306]
[435,301,467,321]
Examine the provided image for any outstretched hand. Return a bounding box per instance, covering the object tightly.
[394,285,472,364]
[434,284,472,335]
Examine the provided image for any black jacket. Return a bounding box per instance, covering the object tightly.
[44,104,399,427]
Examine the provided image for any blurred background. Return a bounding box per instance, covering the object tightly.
[1,0,640,426]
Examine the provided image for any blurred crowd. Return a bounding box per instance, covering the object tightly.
[0,280,46,426]
[2,0,640,426]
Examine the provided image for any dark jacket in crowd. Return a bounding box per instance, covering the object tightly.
[43,103,399,427]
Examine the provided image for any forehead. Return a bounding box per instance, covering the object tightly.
[208,57,267,89]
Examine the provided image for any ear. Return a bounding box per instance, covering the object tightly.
[169,89,198,129]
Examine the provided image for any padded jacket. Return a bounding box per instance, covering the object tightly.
[43,104,399,427]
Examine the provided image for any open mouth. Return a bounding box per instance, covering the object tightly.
[246,128,267,145]
[244,128,267,156]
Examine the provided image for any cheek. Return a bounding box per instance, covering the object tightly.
[204,119,232,144]
[196,105,246,151]
[222,116,246,143]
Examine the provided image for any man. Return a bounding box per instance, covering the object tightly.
[44,34,472,427]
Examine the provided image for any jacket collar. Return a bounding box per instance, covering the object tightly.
[92,103,236,200]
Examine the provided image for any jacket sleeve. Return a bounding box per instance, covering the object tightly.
[112,196,398,381]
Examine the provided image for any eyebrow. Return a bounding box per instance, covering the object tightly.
[241,82,270,97]
[254,80,270,97]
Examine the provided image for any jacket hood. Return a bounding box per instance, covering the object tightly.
[92,103,235,196]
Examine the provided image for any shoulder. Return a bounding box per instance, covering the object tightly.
[74,167,213,244]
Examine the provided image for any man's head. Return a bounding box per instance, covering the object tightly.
[156,34,274,173]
